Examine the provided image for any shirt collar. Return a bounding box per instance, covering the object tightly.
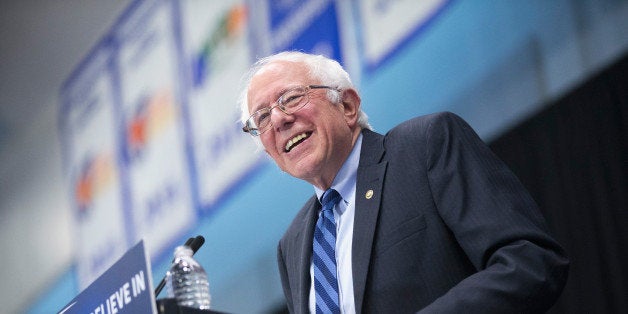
[314,133,363,212]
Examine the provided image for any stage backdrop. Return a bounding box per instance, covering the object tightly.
[30,0,628,313]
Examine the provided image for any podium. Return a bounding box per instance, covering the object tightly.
[156,298,227,314]
[58,241,228,314]
[58,241,159,313]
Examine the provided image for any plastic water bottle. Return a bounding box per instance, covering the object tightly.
[165,245,211,309]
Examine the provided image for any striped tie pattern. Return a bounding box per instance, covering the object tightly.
[313,188,342,314]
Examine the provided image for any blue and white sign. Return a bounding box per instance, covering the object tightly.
[58,240,156,314]
[180,0,264,212]
[248,0,344,62]
[113,0,195,260]
[59,40,131,289]
[357,0,450,70]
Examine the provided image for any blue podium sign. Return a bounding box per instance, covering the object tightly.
[58,240,157,314]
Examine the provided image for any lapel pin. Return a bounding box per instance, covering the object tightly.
[365,189,374,199]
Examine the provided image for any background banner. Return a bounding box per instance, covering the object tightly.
[59,40,130,289]
[181,0,264,213]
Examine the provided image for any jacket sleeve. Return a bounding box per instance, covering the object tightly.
[418,112,569,313]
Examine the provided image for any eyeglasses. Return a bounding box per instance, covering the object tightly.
[242,85,339,136]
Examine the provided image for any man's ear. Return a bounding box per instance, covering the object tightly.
[341,88,361,128]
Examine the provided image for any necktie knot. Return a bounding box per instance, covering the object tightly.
[321,188,341,212]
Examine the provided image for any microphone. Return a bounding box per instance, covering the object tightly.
[154,235,205,297]
[182,237,195,250]
[189,235,205,253]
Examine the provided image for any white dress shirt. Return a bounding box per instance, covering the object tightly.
[309,134,362,313]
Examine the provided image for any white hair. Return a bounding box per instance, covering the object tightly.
[238,51,371,130]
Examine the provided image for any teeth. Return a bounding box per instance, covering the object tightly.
[285,133,308,152]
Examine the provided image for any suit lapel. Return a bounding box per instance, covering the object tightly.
[352,129,387,313]
[293,196,320,313]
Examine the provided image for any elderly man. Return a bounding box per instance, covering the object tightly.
[239,51,568,313]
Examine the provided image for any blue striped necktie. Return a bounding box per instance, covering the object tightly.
[313,188,342,314]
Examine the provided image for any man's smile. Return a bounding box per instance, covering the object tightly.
[284,131,312,152]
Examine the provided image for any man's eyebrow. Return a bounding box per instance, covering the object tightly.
[252,86,296,111]
[250,101,268,113]
[274,86,296,100]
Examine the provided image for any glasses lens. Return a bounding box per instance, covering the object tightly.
[278,86,308,113]
[246,108,271,135]
[244,86,315,136]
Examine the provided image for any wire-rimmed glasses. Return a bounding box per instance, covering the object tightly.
[242,85,338,136]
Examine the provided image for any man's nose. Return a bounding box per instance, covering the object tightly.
[270,105,295,131]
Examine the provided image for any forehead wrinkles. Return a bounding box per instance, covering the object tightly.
[248,61,311,112]
[249,87,291,114]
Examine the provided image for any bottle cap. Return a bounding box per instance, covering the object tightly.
[174,245,193,257]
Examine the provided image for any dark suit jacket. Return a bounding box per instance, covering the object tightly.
[277,112,569,313]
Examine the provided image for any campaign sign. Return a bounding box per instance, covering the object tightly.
[180,0,264,213]
[58,39,132,290]
[248,0,343,62]
[113,0,195,260]
[357,0,450,71]
[58,240,156,314]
